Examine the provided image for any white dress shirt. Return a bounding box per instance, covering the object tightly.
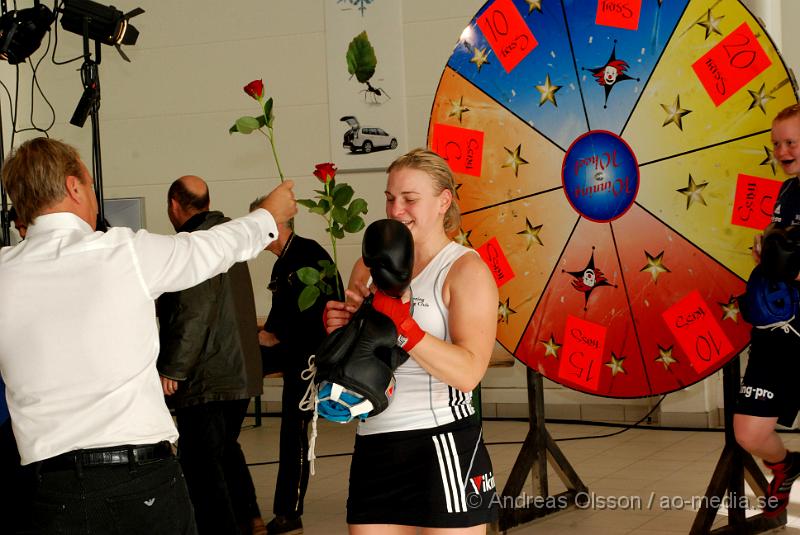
[0,209,277,464]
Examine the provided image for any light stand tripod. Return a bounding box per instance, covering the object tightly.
[71,17,106,227]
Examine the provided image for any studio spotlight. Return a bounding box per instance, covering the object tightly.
[0,4,55,64]
[59,0,143,50]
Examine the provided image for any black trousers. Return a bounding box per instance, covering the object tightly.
[175,399,260,535]
[1,418,27,534]
[274,367,313,517]
[20,455,196,534]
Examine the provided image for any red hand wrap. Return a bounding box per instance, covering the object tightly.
[371,291,425,351]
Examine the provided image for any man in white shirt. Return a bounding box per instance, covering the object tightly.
[0,137,296,534]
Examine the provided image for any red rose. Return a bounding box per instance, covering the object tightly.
[243,79,264,100]
[313,162,337,184]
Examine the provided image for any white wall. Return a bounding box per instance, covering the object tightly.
[1,0,797,423]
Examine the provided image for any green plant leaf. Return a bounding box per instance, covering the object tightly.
[320,281,333,295]
[230,116,261,134]
[332,206,348,225]
[296,267,320,285]
[310,206,326,215]
[318,259,332,269]
[318,199,331,214]
[263,98,275,128]
[346,31,377,84]
[322,262,338,278]
[314,189,327,196]
[332,226,345,239]
[332,184,354,207]
[296,199,317,209]
[347,198,368,217]
[298,285,320,311]
[343,215,365,233]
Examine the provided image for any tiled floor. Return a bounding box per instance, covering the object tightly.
[239,417,800,534]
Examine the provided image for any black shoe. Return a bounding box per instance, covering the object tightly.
[266,515,303,535]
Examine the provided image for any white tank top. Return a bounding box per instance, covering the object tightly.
[358,241,477,435]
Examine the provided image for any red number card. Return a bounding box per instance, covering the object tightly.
[476,0,538,73]
[431,123,484,177]
[662,290,734,374]
[595,0,643,31]
[558,316,606,391]
[731,174,782,230]
[692,22,772,107]
[476,237,515,288]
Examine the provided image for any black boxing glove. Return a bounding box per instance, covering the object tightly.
[363,219,414,297]
[761,225,800,281]
[317,305,409,417]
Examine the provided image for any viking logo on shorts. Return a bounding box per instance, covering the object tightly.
[469,472,496,494]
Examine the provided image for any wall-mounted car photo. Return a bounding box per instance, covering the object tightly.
[340,116,398,154]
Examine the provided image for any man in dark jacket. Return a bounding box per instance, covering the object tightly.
[158,175,265,535]
[251,198,342,535]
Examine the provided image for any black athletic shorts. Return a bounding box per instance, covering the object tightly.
[347,416,498,527]
[737,325,800,426]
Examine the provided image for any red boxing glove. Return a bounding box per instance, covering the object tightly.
[371,290,425,352]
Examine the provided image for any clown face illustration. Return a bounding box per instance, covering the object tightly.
[583,269,596,287]
[603,65,619,86]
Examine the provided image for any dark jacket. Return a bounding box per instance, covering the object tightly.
[157,210,262,408]
[261,233,342,375]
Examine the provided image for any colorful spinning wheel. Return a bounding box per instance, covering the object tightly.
[428,0,798,397]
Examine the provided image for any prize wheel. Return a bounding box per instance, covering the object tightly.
[428,0,798,397]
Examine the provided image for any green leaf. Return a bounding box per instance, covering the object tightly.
[318,199,331,214]
[298,285,321,311]
[332,184,354,207]
[310,206,326,215]
[346,31,377,84]
[332,206,348,225]
[343,215,365,233]
[319,281,334,295]
[332,226,345,240]
[314,189,327,196]
[347,198,368,217]
[296,199,317,209]
[263,98,275,128]
[322,262,338,278]
[296,267,320,285]
[318,259,332,269]
[232,116,261,135]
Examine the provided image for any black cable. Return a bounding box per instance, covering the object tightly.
[51,1,84,65]
[552,394,667,442]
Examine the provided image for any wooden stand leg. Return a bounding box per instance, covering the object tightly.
[496,368,588,532]
[689,356,786,534]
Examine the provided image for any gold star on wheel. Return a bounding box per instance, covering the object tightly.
[525,0,542,13]
[448,97,470,123]
[640,250,670,282]
[761,146,778,175]
[470,46,490,72]
[661,95,692,130]
[498,298,516,324]
[606,353,627,376]
[535,74,561,107]
[748,83,775,114]
[696,9,724,40]
[655,345,677,370]
[454,228,472,248]
[501,144,529,177]
[539,335,561,358]
[677,174,708,210]
[719,297,740,322]
[517,218,543,250]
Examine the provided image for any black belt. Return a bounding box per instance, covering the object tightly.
[37,441,174,473]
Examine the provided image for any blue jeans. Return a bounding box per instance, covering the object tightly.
[21,455,197,534]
